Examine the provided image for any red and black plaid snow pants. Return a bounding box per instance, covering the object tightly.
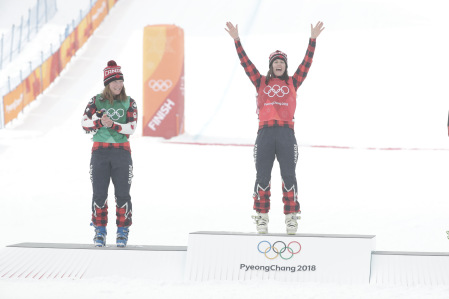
[90,148,133,227]
[253,126,299,214]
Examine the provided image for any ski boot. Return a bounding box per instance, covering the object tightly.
[92,224,107,247]
[116,227,129,248]
[285,213,301,235]
[252,213,269,234]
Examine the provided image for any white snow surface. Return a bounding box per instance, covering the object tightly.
[1,0,449,298]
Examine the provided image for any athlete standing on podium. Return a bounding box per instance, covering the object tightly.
[225,21,324,234]
[81,60,138,247]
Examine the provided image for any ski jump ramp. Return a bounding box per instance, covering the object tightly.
[2,231,449,285]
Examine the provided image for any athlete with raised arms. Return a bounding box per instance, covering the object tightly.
[225,21,324,234]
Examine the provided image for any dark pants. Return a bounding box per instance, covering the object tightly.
[90,148,133,227]
[253,126,299,214]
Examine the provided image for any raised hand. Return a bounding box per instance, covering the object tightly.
[311,21,325,39]
[225,22,240,40]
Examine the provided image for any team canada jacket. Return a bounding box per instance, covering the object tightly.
[81,94,138,153]
[234,38,316,130]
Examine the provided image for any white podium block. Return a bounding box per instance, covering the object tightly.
[0,243,187,281]
[370,251,449,286]
[185,231,376,283]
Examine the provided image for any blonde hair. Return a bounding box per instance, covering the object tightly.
[101,84,128,104]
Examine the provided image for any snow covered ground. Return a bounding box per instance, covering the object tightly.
[1,0,449,298]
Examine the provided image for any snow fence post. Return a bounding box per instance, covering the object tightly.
[9,24,14,62]
[0,95,4,129]
[36,0,39,34]
[18,16,23,54]
[27,9,31,42]
[0,34,3,70]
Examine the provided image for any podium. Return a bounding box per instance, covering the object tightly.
[370,251,449,285]
[0,243,187,281]
[185,231,376,283]
[4,234,449,285]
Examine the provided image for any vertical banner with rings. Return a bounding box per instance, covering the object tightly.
[142,24,185,139]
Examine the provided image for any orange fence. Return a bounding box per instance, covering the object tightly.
[142,24,185,139]
[1,0,117,126]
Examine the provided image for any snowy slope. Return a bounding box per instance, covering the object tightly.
[1,0,449,298]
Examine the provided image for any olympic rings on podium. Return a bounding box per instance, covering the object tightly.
[257,240,301,260]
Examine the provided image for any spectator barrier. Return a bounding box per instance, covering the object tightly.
[1,0,118,128]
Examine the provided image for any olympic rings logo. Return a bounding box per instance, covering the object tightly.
[149,79,173,92]
[263,85,290,98]
[106,108,125,121]
[257,240,301,260]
